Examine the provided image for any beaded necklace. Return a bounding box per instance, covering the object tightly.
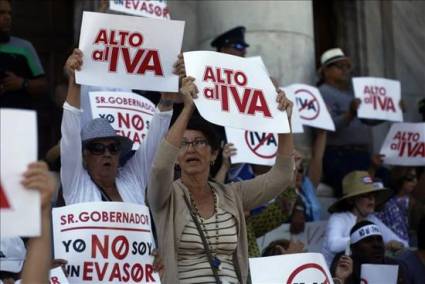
[188,185,222,271]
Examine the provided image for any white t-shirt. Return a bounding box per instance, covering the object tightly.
[60,102,172,205]
[321,211,409,266]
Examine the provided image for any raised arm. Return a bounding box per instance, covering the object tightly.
[148,77,198,210]
[20,162,55,284]
[308,129,327,188]
[60,49,84,202]
[238,89,295,209]
[214,143,237,183]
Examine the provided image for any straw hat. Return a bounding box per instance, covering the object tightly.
[328,171,393,213]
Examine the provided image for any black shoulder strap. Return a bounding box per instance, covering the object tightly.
[89,175,113,202]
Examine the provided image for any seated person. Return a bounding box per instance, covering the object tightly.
[331,220,408,284]
[322,171,407,265]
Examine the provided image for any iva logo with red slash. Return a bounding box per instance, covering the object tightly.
[202,66,272,118]
[363,86,396,112]
[0,182,11,209]
[92,29,163,76]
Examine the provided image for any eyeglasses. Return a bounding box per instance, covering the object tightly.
[229,43,246,51]
[404,174,417,182]
[86,142,121,155]
[180,139,209,151]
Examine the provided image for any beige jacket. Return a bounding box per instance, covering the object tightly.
[148,140,294,284]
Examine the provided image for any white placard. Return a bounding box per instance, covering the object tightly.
[246,56,270,76]
[225,128,278,166]
[184,51,291,133]
[249,253,333,284]
[89,91,155,150]
[52,202,160,284]
[109,0,170,19]
[353,77,403,122]
[284,84,335,131]
[283,87,305,134]
[379,122,425,166]
[76,11,184,92]
[0,109,40,237]
[49,267,70,284]
[361,264,398,284]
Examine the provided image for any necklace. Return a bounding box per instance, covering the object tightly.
[188,184,222,271]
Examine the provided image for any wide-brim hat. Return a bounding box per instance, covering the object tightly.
[211,26,250,49]
[319,48,351,68]
[0,237,26,273]
[81,118,133,160]
[328,171,393,213]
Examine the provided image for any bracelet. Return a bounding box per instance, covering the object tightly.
[158,98,174,107]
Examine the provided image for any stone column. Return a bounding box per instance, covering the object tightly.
[169,0,316,153]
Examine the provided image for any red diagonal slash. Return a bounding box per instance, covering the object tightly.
[0,182,11,209]
[252,133,274,152]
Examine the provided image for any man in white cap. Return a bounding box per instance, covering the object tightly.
[318,48,379,197]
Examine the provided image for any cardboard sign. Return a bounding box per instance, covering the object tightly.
[380,122,425,166]
[283,87,305,134]
[109,0,170,19]
[76,11,184,92]
[0,109,40,237]
[52,202,160,284]
[249,253,333,284]
[49,267,70,284]
[353,77,403,122]
[360,264,398,284]
[183,51,291,133]
[284,84,335,131]
[225,128,277,166]
[89,91,155,150]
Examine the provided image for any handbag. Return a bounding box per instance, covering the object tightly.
[183,192,222,284]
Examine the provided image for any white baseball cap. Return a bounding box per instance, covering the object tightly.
[320,48,349,67]
[0,237,26,273]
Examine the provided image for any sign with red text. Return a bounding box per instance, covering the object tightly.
[379,122,425,166]
[353,77,403,122]
[49,267,70,284]
[283,88,306,134]
[249,253,333,284]
[52,202,160,284]
[183,51,291,133]
[76,11,184,92]
[361,264,398,284]
[89,91,155,150]
[284,84,335,131]
[0,109,40,237]
[109,0,170,19]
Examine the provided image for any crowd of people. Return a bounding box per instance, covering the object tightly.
[1,0,425,283]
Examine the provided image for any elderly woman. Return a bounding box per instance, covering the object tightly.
[61,49,173,204]
[148,76,295,284]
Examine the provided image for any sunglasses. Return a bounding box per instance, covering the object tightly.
[86,142,121,155]
[329,62,352,71]
[229,43,246,51]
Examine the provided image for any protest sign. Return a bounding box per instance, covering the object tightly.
[0,109,40,237]
[249,253,333,284]
[360,264,398,284]
[109,0,170,19]
[225,127,278,166]
[76,11,184,92]
[283,87,306,134]
[379,122,425,166]
[246,56,270,76]
[89,91,155,150]
[52,202,160,284]
[49,267,70,284]
[353,77,403,122]
[184,51,291,133]
[284,84,335,131]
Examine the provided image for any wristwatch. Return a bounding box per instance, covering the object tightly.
[21,78,29,91]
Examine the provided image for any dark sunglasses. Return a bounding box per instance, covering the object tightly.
[230,43,246,51]
[86,142,121,155]
[329,62,352,71]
